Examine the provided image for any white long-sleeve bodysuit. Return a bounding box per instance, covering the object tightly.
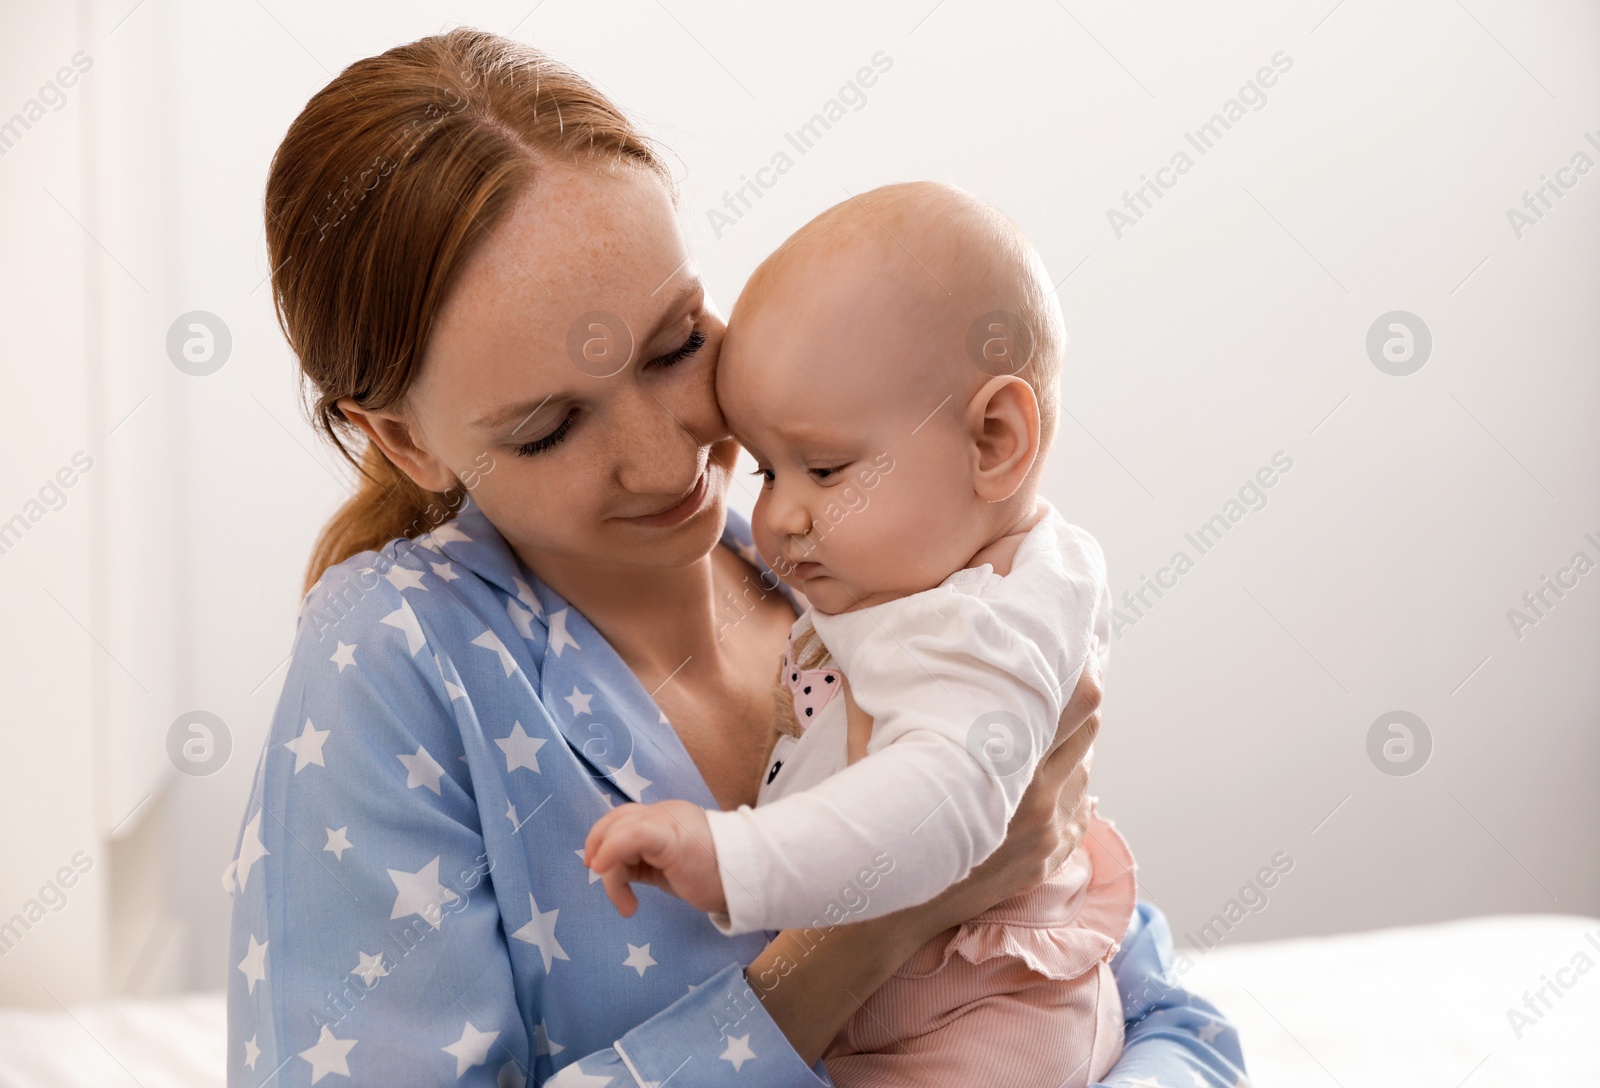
[703,499,1112,936]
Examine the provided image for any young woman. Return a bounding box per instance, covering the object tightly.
[226,28,1245,1087]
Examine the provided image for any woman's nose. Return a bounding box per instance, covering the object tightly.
[612,386,701,495]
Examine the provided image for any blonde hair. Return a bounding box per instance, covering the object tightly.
[263,29,673,593]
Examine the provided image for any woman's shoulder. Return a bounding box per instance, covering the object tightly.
[295,502,540,657]
[298,534,458,644]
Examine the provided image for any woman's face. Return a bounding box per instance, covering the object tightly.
[392,162,741,580]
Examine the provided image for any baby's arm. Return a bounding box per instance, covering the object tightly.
[583,800,726,917]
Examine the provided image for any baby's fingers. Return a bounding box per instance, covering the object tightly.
[583,803,642,866]
[588,815,667,875]
[601,865,640,918]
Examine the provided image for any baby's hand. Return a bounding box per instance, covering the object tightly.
[583,800,726,918]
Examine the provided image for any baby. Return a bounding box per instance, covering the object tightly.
[585,181,1136,1087]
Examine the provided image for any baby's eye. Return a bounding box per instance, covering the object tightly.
[810,465,850,481]
[749,466,774,487]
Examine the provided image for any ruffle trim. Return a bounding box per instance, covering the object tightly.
[894,801,1138,983]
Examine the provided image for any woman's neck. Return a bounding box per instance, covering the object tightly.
[519,540,786,691]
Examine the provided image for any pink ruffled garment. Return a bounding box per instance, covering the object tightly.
[825,801,1138,1088]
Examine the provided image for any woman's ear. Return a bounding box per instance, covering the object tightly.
[964,375,1040,503]
[336,397,459,494]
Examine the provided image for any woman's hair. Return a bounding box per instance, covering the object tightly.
[264,28,672,593]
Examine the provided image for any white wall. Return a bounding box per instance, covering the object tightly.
[1,0,1595,998]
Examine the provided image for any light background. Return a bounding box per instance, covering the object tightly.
[0,0,1595,1004]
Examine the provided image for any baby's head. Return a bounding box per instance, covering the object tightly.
[719,181,1066,613]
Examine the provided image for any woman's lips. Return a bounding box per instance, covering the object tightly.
[625,470,710,528]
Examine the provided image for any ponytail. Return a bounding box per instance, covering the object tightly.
[303,442,461,595]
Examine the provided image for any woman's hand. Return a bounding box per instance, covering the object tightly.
[909,638,1103,937]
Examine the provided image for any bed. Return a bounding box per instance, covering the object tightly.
[1,914,1595,1087]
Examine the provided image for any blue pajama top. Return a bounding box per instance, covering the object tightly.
[226,497,1248,1087]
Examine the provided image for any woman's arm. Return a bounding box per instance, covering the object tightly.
[227,566,531,1086]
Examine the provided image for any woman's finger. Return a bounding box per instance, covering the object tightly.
[1048,644,1103,763]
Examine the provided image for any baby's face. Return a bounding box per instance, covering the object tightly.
[718,248,986,613]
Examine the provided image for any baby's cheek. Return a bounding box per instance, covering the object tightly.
[749,494,774,555]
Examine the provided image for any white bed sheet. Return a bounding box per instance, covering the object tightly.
[0,914,1594,1087]
[1181,913,1600,1087]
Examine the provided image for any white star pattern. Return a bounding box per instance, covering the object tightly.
[442,1021,500,1078]
[604,756,652,799]
[298,1025,357,1084]
[329,641,357,672]
[473,629,517,677]
[385,563,427,592]
[237,934,268,993]
[236,810,269,893]
[431,561,460,582]
[505,800,519,828]
[243,1034,261,1070]
[719,1033,755,1072]
[430,522,472,545]
[380,601,427,656]
[387,856,459,926]
[512,575,542,614]
[533,1019,564,1056]
[547,608,580,656]
[563,686,594,716]
[622,942,657,977]
[574,849,602,883]
[507,598,538,640]
[1190,1071,1210,1087]
[324,826,353,860]
[544,1062,611,1087]
[498,1062,528,1088]
[1197,1021,1224,1044]
[495,722,547,774]
[283,718,330,773]
[353,950,389,986]
[220,858,237,895]
[511,892,569,972]
[398,745,446,794]
[431,653,467,701]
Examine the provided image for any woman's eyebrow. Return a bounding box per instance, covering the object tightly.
[474,393,562,435]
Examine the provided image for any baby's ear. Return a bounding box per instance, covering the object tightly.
[966,375,1040,502]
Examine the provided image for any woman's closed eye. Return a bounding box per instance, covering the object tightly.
[514,328,708,458]
[515,407,578,457]
[652,327,706,368]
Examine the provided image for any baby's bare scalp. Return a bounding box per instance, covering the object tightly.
[732,181,1064,453]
